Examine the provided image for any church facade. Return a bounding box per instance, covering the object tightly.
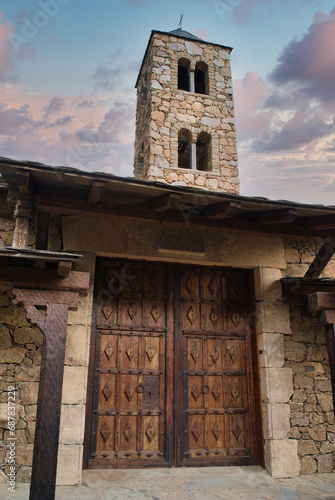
[0,29,335,496]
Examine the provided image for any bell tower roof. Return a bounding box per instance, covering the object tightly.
[168,28,205,43]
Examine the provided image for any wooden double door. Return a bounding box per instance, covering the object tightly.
[85,259,261,468]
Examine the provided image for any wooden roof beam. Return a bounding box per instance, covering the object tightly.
[308,292,335,314]
[88,181,105,204]
[256,208,298,225]
[205,201,241,219]
[305,214,335,230]
[305,241,335,278]
[16,170,34,195]
[152,193,182,212]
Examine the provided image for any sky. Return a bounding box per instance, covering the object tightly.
[0,0,334,205]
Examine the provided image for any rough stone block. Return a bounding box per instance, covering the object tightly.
[285,341,306,362]
[0,347,26,364]
[317,393,333,413]
[317,454,333,473]
[256,302,291,334]
[301,456,317,475]
[271,404,291,439]
[62,366,87,405]
[19,382,39,405]
[259,333,284,368]
[270,440,300,478]
[56,445,83,486]
[261,367,293,403]
[13,327,43,347]
[298,439,318,456]
[64,325,89,367]
[254,268,283,301]
[0,325,12,349]
[59,404,85,445]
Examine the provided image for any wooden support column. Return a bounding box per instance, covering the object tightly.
[12,289,83,500]
[12,199,32,248]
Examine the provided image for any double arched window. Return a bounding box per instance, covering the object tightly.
[178,130,212,171]
[177,59,209,95]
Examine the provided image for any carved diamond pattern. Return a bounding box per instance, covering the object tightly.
[231,383,239,402]
[212,421,222,441]
[210,347,219,365]
[124,383,134,402]
[127,304,137,321]
[192,421,201,442]
[187,306,198,325]
[230,280,239,297]
[186,276,197,295]
[191,383,200,402]
[207,278,217,296]
[191,341,200,363]
[126,343,135,361]
[229,346,237,364]
[232,421,242,441]
[145,418,155,443]
[100,422,111,443]
[104,343,114,360]
[146,343,155,362]
[102,381,113,401]
[151,303,162,323]
[231,311,240,327]
[212,384,220,401]
[210,309,218,326]
[123,422,134,442]
[102,300,114,320]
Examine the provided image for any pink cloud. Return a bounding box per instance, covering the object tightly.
[0,12,15,79]
[270,7,335,101]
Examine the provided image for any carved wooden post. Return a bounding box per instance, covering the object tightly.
[13,290,79,500]
[12,199,32,248]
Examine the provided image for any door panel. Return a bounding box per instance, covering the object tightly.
[175,267,258,466]
[87,260,170,468]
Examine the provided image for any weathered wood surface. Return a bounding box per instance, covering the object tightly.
[0,266,89,293]
[257,208,297,225]
[13,289,79,309]
[205,201,241,219]
[305,242,335,278]
[317,310,335,326]
[34,194,335,241]
[29,302,69,500]
[308,292,335,314]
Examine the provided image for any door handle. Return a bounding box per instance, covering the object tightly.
[202,385,210,394]
[137,384,145,393]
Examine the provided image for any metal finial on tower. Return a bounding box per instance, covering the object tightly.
[179,14,183,29]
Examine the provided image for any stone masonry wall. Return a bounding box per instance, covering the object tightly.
[0,213,95,486]
[0,295,43,484]
[283,240,335,474]
[134,32,239,193]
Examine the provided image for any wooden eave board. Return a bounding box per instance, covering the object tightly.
[1,158,335,219]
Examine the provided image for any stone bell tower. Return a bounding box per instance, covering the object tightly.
[134,28,239,193]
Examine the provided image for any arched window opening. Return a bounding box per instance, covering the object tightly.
[178,129,192,169]
[195,62,209,95]
[196,132,212,171]
[178,58,191,91]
